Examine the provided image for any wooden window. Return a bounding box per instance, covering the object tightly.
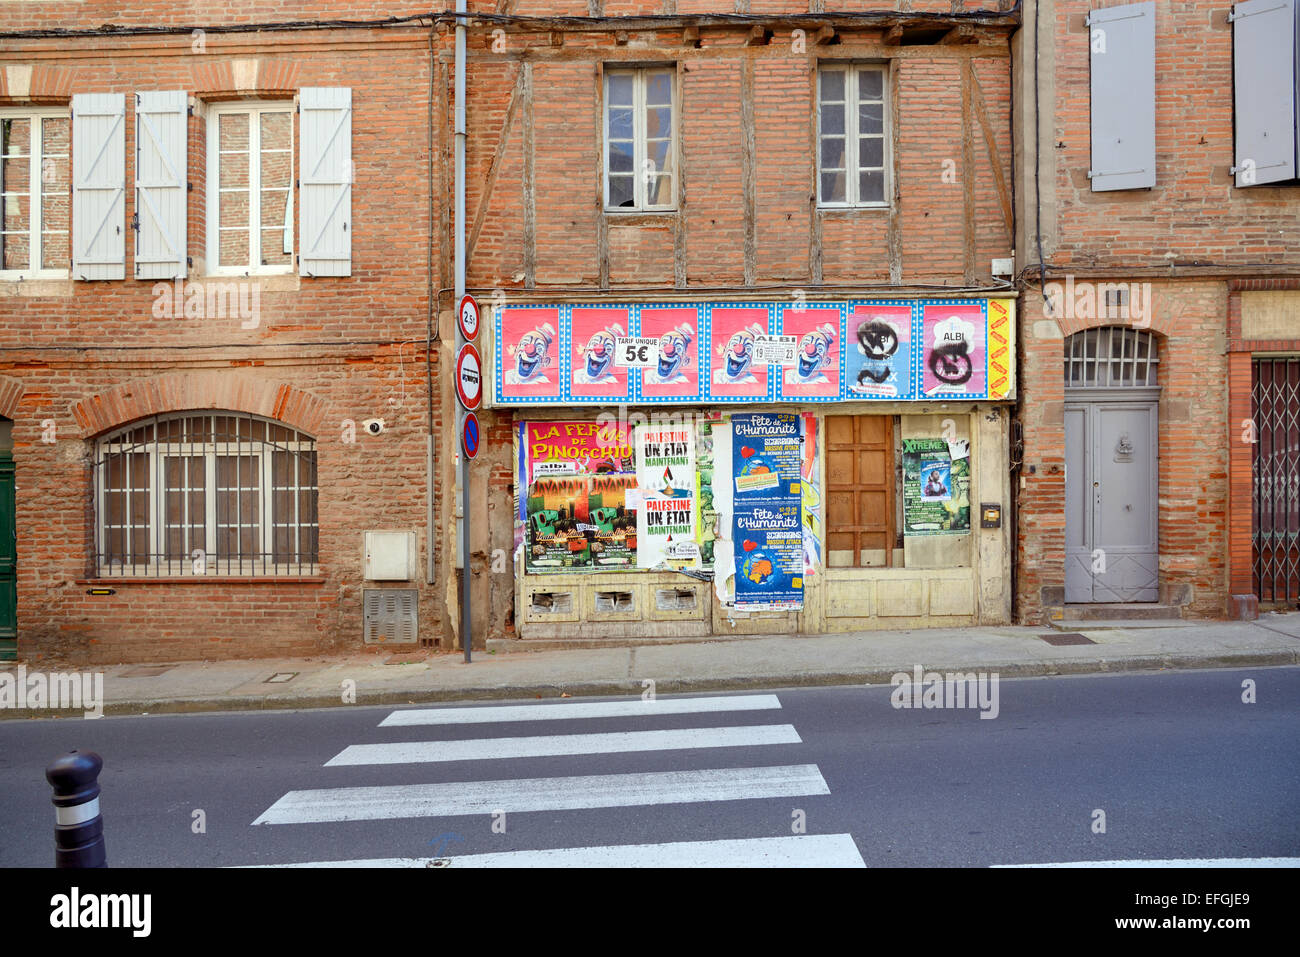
[825,414,894,567]
[604,67,676,211]
[817,64,888,207]
[206,102,294,275]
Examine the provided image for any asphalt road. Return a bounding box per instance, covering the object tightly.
[1,666,1297,867]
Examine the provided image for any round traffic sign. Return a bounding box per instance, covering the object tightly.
[455,343,482,410]
[462,411,480,459]
[458,294,480,341]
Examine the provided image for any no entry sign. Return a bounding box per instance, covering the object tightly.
[455,343,482,410]
[462,411,480,459]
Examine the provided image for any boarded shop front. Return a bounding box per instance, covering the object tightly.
[492,298,1017,639]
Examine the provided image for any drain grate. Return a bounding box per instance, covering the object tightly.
[1038,632,1096,646]
[265,672,299,683]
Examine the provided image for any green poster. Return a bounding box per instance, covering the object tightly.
[902,438,970,535]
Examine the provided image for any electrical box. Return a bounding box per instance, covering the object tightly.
[980,503,1002,529]
[364,530,417,581]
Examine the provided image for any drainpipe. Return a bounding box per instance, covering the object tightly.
[455,0,471,662]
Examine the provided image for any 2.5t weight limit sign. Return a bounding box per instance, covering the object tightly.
[455,343,482,410]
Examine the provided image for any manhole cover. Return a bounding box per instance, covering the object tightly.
[121,665,173,677]
[265,672,299,683]
[1038,632,1096,646]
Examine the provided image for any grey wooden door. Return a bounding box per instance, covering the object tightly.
[1065,400,1158,602]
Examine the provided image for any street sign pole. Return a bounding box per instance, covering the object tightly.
[454,306,481,664]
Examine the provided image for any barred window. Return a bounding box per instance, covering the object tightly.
[94,412,318,577]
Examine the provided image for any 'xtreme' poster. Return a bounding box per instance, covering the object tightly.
[902,437,971,535]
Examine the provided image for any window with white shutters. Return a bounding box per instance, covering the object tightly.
[1087,2,1156,192]
[205,101,294,275]
[0,106,70,279]
[1231,0,1300,187]
[71,93,126,280]
[817,64,888,208]
[134,91,188,280]
[298,87,352,276]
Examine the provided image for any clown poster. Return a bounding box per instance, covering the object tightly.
[922,302,987,398]
[845,303,915,399]
[568,305,632,402]
[730,412,804,610]
[707,305,772,402]
[498,305,562,402]
[635,424,700,570]
[639,305,702,401]
[777,305,842,400]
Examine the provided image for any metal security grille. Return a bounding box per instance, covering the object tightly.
[1064,327,1159,388]
[93,412,318,576]
[1253,358,1300,603]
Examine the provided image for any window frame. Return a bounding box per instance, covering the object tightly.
[93,412,319,578]
[816,62,890,210]
[0,105,71,280]
[603,66,679,213]
[204,101,295,276]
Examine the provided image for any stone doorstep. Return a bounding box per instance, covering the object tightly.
[1059,602,1186,621]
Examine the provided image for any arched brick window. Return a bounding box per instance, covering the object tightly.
[94,412,317,577]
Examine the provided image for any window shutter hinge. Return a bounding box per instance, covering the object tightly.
[188,103,194,116]
[130,212,139,232]
[186,256,193,267]
[187,182,194,192]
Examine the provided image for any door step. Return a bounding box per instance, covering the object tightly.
[1056,602,1184,623]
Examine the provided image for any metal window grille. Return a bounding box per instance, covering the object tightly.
[93,412,318,577]
[1063,326,1159,388]
[1252,358,1300,603]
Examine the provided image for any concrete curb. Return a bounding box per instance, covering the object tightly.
[3,648,1294,719]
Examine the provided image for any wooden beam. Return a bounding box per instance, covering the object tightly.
[940,24,978,45]
[968,66,1015,243]
[745,25,772,46]
[682,25,699,48]
[468,64,525,263]
[814,25,836,45]
[882,25,904,45]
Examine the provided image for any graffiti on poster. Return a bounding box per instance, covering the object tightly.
[731,412,804,610]
[498,306,562,401]
[568,306,632,401]
[902,438,971,535]
[845,304,915,399]
[777,305,842,400]
[639,305,702,401]
[521,420,638,573]
[636,424,700,570]
[708,306,772,401]
[922,302,987,398]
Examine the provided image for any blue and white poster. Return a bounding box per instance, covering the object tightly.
[731,413,804,610]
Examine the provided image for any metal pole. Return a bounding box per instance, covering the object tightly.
[455,0,471,663]
[47,750,107,868]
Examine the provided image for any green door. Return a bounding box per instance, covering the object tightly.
[0,448,14,660]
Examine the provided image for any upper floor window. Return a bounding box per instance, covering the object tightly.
[604,67,676,211]
[817,64,888,208]
[0,107,70,278]
[94,412,319,577]
[206,102,294,275]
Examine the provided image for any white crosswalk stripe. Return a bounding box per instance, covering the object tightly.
[251,693,861,866]
[326,723,801,766]
[378,693,783,727]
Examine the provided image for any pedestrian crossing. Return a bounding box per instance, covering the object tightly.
[251,692,864,867]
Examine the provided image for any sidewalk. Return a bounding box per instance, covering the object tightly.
[3,614,1299,719]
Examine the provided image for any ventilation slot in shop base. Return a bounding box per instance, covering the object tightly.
[529,591,574,615]
[594,590,635,613]
[655,588,698,612]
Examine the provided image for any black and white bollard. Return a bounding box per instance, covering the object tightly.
[46,750,107,868]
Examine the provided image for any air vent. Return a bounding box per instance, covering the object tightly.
[529,591,573,615]
[655,587,698,611]
[364,588,418,643]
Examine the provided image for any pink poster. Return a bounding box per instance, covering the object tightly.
[639,305,701,401]
[921,302,987,398]
[569,305,632,401]
[777,305,842,400]
[498,305,562,402]
[846,303,915,399]
[708,305,771,401]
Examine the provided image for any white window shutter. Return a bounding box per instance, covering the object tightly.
[299,87,352,277]
[72,93,126,280]
[1088,2,1156,191]
[134,90,188,279]
[1231,0,1298,186]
